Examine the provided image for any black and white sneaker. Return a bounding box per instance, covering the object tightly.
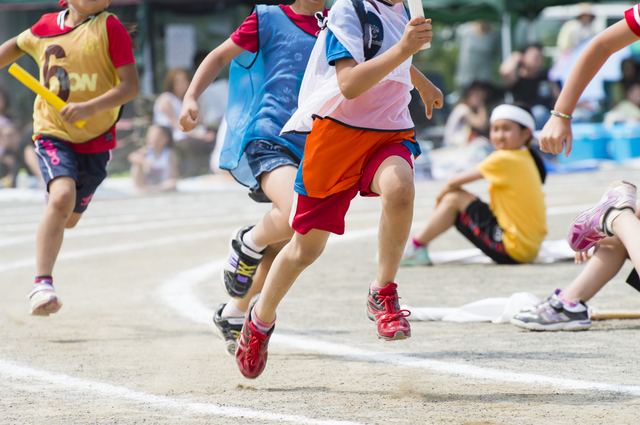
[511,292,591,331]
[211,303,244,355]
[221,225,264,298]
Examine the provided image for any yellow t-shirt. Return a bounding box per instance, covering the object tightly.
[477,148,547,263]
[16,12,120,144]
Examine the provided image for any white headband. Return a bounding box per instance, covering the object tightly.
[490,104,535,132]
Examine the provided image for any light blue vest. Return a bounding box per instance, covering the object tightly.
[220,5,317,187]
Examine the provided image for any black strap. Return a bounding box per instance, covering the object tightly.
[528,147,547,184]
[350,0,373,61]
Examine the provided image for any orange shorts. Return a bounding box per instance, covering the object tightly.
[290,142,414,235]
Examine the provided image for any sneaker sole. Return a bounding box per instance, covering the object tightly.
[510,317,591,331]
[568,181,637,251]
[30,297,62,316]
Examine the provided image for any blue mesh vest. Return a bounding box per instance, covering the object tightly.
[219,5,316,187]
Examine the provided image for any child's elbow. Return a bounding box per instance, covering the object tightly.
[338,81,358,100]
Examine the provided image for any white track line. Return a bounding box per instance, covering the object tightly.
[159,256,640,397]
[0,359,363,425]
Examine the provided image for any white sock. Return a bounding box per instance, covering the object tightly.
[221,300,245,318]
[242,229,267,253]
[604,208,633,236]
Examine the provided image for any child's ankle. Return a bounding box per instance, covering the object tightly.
[35,276,53,285]
[558,290,579,308]
[251,307,275,333]
[412,237,425,248]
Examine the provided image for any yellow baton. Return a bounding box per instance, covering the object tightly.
[8,63,86,129]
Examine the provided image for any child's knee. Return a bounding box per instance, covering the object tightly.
[48,189,76,216]
[287,240,323,269]
[381,176,415,208]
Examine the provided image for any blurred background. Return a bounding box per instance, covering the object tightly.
[1,0,640,190]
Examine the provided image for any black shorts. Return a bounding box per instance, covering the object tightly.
[35,137,111,214]
[455,199,519,265]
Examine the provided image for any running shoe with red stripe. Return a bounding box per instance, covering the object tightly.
[235,301,274,379]
[28,282,62,316]
[568,181,636,252]
[367,282,411,341]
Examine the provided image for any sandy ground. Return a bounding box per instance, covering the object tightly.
[1,167,639,424]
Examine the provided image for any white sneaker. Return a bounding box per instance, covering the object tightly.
[400,241,432,266]
[28,283,62,316]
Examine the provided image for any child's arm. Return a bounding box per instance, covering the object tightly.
[180,39,246,132]
[541,20,639,156]
[0,38,24,69]
[435,168,483,205]
[410,65,443,119]
[60,63,140,124]
[334,17,432,99]
[127,146,149,166]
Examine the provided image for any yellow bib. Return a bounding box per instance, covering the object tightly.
[17,12,121,144]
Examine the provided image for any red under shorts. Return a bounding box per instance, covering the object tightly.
[290,142,414,235]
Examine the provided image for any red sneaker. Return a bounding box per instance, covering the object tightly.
[367,282,411,341]
[235,306,274,379]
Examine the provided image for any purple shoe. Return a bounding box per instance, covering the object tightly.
[568,181,637,252]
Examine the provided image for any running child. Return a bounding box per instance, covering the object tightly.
[511,4,640,331]
[401,103,547,266]
[234,0,443,379]
[179,1,328,355]
[0,0,139,315]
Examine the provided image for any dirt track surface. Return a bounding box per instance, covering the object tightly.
[1,168,640,424]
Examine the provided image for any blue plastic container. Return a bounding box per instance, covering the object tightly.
[557,123,610,164]
[608,124,640,162]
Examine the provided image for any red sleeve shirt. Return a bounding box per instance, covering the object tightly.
[230,5,328,53]
[30,12,135,68]
[625,5,640,37]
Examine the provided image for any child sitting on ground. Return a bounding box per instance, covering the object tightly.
[128,125,179,193]
[512,3,640,331]
[402,103,547,266]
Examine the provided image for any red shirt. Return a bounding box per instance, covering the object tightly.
[30,12,135,153]
[231,5,328,53]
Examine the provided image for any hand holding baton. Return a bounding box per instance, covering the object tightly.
[406,0,431,50]
[8,63,87,129]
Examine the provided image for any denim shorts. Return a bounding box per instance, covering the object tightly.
[244,139,301,203]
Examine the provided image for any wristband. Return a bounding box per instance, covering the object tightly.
[550,110,573,120]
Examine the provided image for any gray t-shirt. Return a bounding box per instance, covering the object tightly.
[455,23,500,89]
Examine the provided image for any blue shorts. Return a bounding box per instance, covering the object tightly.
[244,139,300,203]
[34,137,111,213]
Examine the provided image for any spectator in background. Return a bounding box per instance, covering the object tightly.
[153,68,215,175]
[500,44,559,129]
[444,81,491,147]
[603,82,640,125]
[610,58,640,106]
[455,20,500,90]
[556,3,597,56]
[128,124,179,193]
[0,123,41,188]
[0,88,13,129]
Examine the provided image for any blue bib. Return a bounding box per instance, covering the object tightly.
[220,5,317,187]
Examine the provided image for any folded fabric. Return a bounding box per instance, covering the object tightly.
[402,292,541,323]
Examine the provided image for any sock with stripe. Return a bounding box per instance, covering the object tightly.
[250,307,275,334]
[221,300,245,318]
[35,276,53,286]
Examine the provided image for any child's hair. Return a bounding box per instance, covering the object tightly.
[59,1,139,49]
[148,124,174,148]
[162,68,191,94]
[510,102,546,184]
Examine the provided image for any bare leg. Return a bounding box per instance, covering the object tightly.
[35,177,76,276]
[369,156,415,286]
[254,229,330,323]
[231,240,288,312]
[611,210,640,268]
[413,189,476,245]
[23,146,42,179]
[250,165,297,247]
[561,237,628,303]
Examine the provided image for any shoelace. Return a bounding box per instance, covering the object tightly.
[245,332,267,367]
[237,261,257,278]
[375,294,410,323]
